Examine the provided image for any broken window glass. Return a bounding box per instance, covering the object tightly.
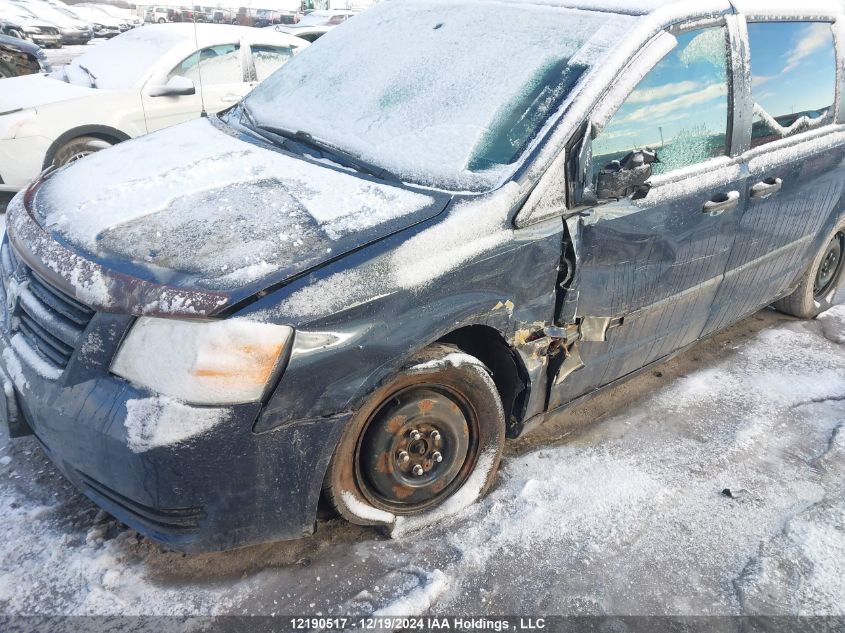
[592,26,730,184]
[747,21,836,148]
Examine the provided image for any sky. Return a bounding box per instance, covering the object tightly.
[594,21,837,160]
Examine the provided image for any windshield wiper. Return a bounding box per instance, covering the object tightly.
[239,104,398,183]
[77,63,97,88]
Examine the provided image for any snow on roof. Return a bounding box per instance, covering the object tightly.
[486,0,843,17]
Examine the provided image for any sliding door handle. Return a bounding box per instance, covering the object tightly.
[703,191,740,216]
[751,177,783,200]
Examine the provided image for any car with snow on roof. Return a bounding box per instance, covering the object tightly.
[3,0,845,551]
[0,23,306,196]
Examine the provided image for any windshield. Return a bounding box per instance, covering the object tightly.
[59,28,185,89]
[243,0,633,191]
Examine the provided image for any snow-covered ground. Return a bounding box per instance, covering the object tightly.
[42,40,103,68]
[1,294,844,619]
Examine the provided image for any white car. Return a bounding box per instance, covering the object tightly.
[269,23,333,43]
[62,4,121,37]
[77,3,143,28]
[14,0,93,44]
[0,23,306,194]
[296,9,357,26]
[0,0,62,47]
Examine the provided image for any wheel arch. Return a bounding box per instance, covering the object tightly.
[42,125,132,169]
[435,324,531,439]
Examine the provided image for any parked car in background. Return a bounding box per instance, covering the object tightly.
[0,31,49,77]
[0,0,61,47]
[144,5,169,23]
[269,23,332,42]
[63,4,121,36]
[296,8,356,26]
[15,0,92,44]
[0,23,305,195]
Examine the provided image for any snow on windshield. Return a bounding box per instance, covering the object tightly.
[62,28,186,89]
[245,0,634,191]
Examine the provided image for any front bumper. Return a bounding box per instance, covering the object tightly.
[27,32,61,47]
[0,136,52,194]
[60,28,92,44]
[0,233,349,551]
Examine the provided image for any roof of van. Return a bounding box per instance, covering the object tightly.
[490,0,843,18]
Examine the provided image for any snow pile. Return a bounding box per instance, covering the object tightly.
[123,396,229,453]
[373,569,449,617]
[35,118,436,289]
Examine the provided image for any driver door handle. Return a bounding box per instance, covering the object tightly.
[703,191,740,216]
[750,177,783,200]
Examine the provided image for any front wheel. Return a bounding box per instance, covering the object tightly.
[51,136,113,168]
[325,344,505,535]
[774,219,845,318]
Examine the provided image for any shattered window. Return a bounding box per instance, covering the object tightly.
[592,27,730,182]
[747,22,836,149]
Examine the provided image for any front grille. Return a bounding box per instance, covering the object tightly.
[1,239,95,372]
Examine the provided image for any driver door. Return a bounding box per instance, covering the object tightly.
[142,43,248,132]
[550,23,745,408]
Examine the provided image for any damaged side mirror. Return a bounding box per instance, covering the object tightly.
[595,149,658,201]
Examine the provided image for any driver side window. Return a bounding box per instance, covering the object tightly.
[592,26,731,187]
[169,44,243,86]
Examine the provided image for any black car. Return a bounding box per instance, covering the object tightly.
[3,0,845,552]
[0,32,50,78]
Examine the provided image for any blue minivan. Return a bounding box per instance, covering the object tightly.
[3,0,845,551]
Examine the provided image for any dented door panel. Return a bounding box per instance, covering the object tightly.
[549,164,745,409]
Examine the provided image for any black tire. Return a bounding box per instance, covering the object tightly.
[325,343,505,532]
[158,18,166,23]
[774,217,845,318]
[52,136,113,168]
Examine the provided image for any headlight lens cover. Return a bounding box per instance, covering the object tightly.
[111,317,293,405]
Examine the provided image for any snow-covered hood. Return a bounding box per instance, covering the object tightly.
[0,74,99,114]
[24,118,450,309]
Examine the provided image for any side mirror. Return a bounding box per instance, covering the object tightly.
[595,148,658,201]
[148,76,196,97]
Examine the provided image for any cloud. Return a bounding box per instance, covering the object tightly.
[783,23,832,73]
[615,83,727,126]
[626,80,701,104]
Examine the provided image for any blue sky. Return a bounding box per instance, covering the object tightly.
[748,21,836,118]
[595,22,837,159]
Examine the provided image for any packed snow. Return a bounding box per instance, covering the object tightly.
[3,303,845,619]
[123,395,229,453]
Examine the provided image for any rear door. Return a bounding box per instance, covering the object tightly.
[550,22,744,408]
[704,16,845,334]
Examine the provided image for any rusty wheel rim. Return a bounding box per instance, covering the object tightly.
[815,232,844,299]
[354,385,478,513]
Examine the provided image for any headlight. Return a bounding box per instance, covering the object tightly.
[0,109,37,140]
[111,317,293,405]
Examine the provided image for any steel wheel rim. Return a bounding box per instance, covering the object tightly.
[814,232,844,298]
[354,385,479,514]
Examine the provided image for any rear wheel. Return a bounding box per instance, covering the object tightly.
[774,219,845,318]
[51,136,113,168]
[325,344,505,531]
